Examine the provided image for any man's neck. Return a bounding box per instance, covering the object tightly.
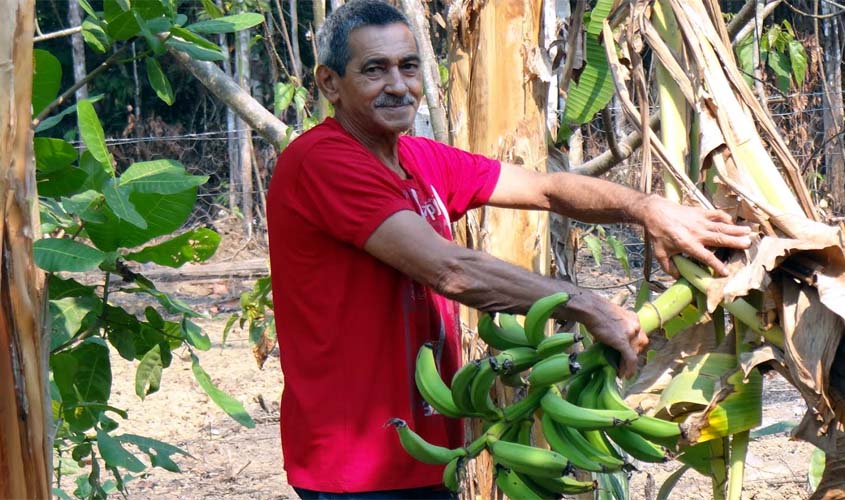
[334,114,405,176]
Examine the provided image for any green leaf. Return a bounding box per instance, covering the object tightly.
[96,427,146,473]
[750,420,798,439]
[788,39,807,88]
[48,275,98,300]
[222,314,238,346]
[809,447,825,491]
[123,281,205,318]
[61,190,106,223]
[274,82,295,115]
[562,37,615,125]
[34,238,105,272]
[38,167,88,198]
[133,1,166,19]
[106,9,141,40]
[657,465,690,500]
[34,138,77,172]
[82,19,112,54]
[191,353,255,428]
[144,17,172,34]
[169,26,222,51]
[51,339,112,432]
[135,344,163,399]
[103,0,128,21]
[103,178,147,229]
[735,34,755,87]
[662,303,704,339]
[294,86,308,113]
[145,58,174,105]
[118,433,191,473]
[79,150,113,192]
[767,50,792,92]
[200,0,225,18]
[586,0,614,36]
[78,0,97,18]
[120,159,208,194]
[32,49,62,116]
[136,11,165,55]
[85,187,198,251]
[50,297,99,351]
[606,234,630,277]
[77,99,113,171]
[182,319,211,350]
[583,234,602,266]
[35,94,104,134]
[165,37,225,61]
[125,228,220,268]
[186,13,265,34]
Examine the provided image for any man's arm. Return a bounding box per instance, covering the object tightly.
[487,163,752,276]
[363,210,648,377]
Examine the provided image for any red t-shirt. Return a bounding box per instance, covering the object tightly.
[266,118,500,492]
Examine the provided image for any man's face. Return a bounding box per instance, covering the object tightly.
[331,23,423,136]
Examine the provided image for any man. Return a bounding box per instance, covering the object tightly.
[266,1,751,498]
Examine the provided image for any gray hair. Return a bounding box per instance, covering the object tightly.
[316,0,412,77]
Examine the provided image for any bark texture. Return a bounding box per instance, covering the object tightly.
[0,0,50,497]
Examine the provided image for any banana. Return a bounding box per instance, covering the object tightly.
[516,418,534,446]
[529,475,598,495]
[499,313,526,339]
[540,412,611,473]
[527,352,580,387]
[605,426,668,463]
[477,312,532,350]
[469,356,503,418]
[577,375,626,466]
[450,360,482,416]
[498,346,541,374]
[536,331,582,358]
[414,343,462,418]
[487,437,572,478]
[628,415,684,444]
[502,387,549,422]
[524,292,570,346]
[562,368,595,403]
[541,391,637,430]
[494,464,555,500]
[388,418,467,465]
[597,365,637,412]
[442,456,464,493]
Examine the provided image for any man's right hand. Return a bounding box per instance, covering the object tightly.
[579,300,647,379]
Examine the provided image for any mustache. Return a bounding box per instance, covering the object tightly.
[373,94,416,107]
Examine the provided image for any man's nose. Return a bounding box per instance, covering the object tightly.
[384,66,409,94]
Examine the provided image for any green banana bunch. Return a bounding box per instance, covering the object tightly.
[502,387,549,422]
[487,436,572,478]
[498,346,540,375]
[536,331,582,358]
[414,343,462,418]
[576,374,628,466]
[529,475,598,495]
[527,352,580,387]
[477,312,532,350]
[388,418,466,465]
[524,292,570,346]
[541,390,637,430]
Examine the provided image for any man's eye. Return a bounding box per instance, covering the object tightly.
[364,66,383,74]
[402,63,419,72]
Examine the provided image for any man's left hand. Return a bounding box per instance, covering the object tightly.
[639,196,752,277]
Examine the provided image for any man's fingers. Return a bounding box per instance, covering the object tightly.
[687,244,730,276]
[706,221,752,237]
[705,209,734,224]
[618,349,637,379]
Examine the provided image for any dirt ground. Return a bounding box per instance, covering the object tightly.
[66,225,819,500]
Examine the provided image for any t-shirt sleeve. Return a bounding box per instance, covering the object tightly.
[404,138,501,221]
[290,138,413,248]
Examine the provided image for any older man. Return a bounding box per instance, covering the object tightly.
[266,1,750,498]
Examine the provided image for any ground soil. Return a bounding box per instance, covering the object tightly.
[66,222,819,500]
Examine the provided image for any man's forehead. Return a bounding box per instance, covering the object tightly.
[347,23,418,59]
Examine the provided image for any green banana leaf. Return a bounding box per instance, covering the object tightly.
[654,353,762,443]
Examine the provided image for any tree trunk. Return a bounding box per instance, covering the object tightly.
[0,1,50,498]
[312,0,329,120]
[447,1,549,497]
[217,0,239,212]
[289,0,302,84]
[236,0,254,238]
[821,3,845,211]
[67,0,87,101]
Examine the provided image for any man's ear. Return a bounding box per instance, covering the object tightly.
[315,65,341,104]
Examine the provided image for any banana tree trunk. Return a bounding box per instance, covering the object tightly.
[447,1,549,497]
[0,0,50,497]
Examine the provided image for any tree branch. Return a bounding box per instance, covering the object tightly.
[401,0,448,142]
[570,113,660,176]
[168,47,290,149]
[33,26,82,43]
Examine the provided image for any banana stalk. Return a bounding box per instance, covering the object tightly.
[727,430,750,500]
